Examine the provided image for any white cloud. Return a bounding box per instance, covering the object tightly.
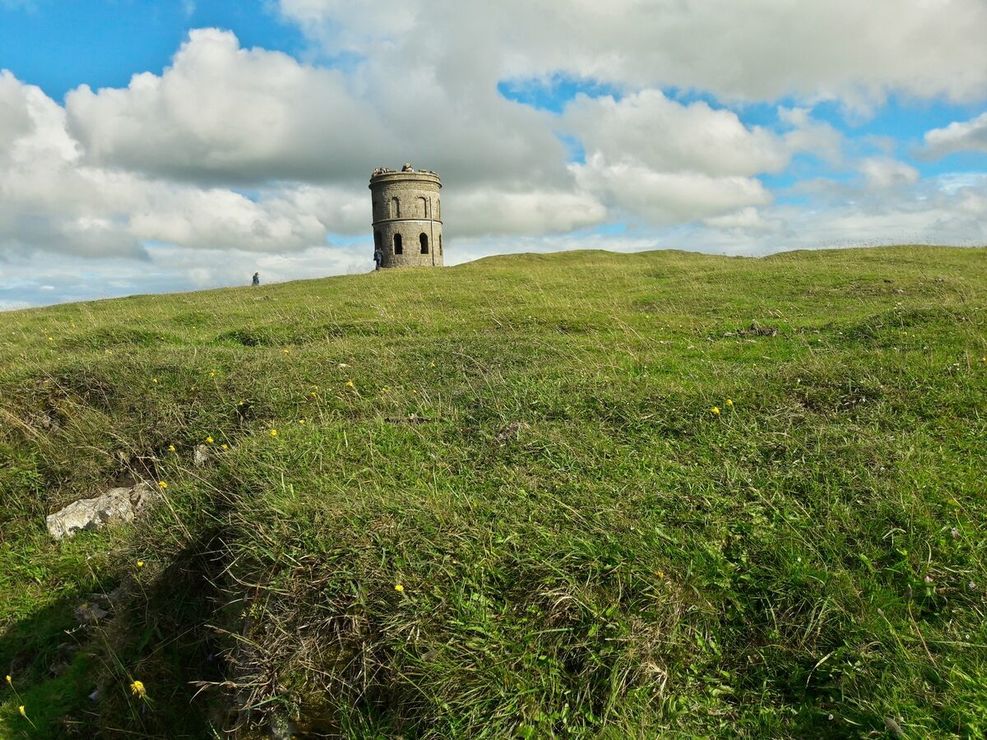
[60,27,594,240]
[556,91,830,225]
[923,112,987,157]
[65,28,569,190]
[451,188,606,236]
[687,173,987,253]
[777,107,843,164]
[704,207,781,233]
[0,71,35,148]
[564,91,789,177]
[66,29,390,184]
[859,157,919,189]
[0,70,368,258]
[572,153,771,225]
[280,0,987,108]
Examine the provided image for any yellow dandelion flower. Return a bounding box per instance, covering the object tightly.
[710,406,721,416]
[269,429,279,437]
[158,481,169,490]
[136,560,145,569]
[152,378,159,384]
[345,379,355,389]
[205,436,214,444]
[298,419,306,425]
[5,674,11,685]
[725,399,734,408]
[47,336,54,342]
[18,703,36,729]
[394,583,404,593]
[167,444,176,453]
[209,370,217,378]
[221,443,229,450]
[282,348,290,354]
[130,680,147,699]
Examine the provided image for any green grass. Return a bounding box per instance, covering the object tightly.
[1,246,986,737]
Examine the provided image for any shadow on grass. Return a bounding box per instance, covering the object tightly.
[0,596,100,737]
[1,527,229,738]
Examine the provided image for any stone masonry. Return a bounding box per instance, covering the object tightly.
[370,164,443,268]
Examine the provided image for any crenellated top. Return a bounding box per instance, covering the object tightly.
[369,166,442,188]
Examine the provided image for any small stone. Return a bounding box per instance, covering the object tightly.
[193,444,211,468]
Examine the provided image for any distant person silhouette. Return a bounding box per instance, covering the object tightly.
[252,272,260,286]
[373,248,383,271]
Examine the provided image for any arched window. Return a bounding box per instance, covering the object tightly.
[420,233,429,254]
[394,233,403,255]
[418,196,429,218]
[390,197,400,218]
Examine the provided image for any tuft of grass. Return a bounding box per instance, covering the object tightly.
[1,246,985,737]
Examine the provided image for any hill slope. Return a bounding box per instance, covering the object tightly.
[1,246,986,737]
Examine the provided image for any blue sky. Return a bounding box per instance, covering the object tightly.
[1,0,986,309]
[0,1,305,99]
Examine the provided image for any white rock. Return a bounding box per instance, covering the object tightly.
[46,483,162,540]
[193,444,211,467]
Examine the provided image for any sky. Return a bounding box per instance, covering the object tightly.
[1,0,986,310]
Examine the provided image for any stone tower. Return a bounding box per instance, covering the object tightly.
[369,164,443,268]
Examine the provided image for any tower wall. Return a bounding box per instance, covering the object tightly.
[369,168,443,268]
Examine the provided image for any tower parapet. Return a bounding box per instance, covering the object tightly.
[369,164,443,268]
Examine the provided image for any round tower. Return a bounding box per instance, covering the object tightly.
[369,164,443,268]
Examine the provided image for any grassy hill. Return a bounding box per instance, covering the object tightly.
[1,246,985,738]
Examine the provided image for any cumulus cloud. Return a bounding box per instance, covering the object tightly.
[558,93,842,225]
[451,188,606,237]
[0,70,366,258]
[572,154,772,225]
[859,157,919,189]
[923,112,987,157]
[564,91,789,177]
[0,71,35,148]
[691,173,987,253]
[280,0,987,107]
[65,28,568,190]
[65,29,388,184]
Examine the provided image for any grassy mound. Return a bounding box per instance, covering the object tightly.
[1,246,985,737]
